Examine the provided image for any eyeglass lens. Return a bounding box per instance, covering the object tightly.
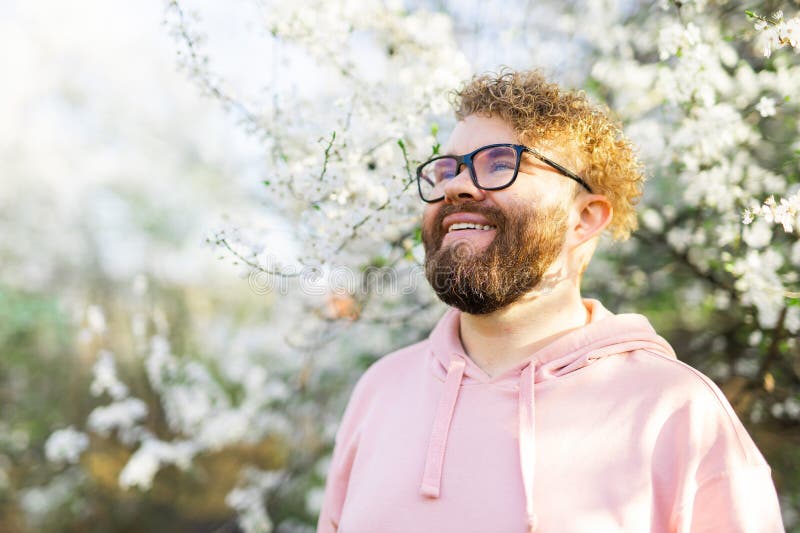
[418,145,518,201]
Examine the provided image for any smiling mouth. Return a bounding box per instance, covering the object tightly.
[447,223,497,233]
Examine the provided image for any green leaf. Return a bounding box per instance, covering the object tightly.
[367,256,388,269]
[262,180,271,186]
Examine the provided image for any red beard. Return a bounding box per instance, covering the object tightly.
[423,201,568,315]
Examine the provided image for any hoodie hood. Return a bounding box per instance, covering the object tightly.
[419,299,676,532]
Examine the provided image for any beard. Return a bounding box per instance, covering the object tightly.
[422,201,569,315]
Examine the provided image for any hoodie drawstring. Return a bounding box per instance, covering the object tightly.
[420,358,465,498]
[519,363,538,532]
[419,357,539,532]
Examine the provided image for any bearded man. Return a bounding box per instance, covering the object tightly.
[316,70,784,532]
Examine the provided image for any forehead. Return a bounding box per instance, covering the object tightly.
[442,114,518,154]
[443,114,574,171]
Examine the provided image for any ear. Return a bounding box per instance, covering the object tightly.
[569,194,613,247]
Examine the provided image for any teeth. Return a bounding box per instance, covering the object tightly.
[448,223,496,233]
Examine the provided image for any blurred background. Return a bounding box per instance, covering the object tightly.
[1,0,799,531]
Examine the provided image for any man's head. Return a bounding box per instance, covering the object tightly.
[420,70,645,315]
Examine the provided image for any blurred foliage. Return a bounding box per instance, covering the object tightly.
[0,281,298,532]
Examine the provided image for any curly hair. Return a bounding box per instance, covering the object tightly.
[452,69,645,240]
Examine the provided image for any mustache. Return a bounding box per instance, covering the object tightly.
[424,203,507,256]
[432,203,504,234]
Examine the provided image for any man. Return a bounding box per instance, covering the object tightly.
[316,70,784,532]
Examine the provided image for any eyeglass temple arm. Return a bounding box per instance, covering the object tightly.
[523,148,593,193]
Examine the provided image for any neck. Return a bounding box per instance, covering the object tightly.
[458,280,588,378]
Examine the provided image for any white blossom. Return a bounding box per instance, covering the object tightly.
[641,209,664,233]
[784,396,800,419]
[791,241,800,266]
[657,22,700,60]
[90,350,128,400]
[755,11,800,57]
[19,471,84,525]
[118,439,196,491]
[225,469,284,533]
[745,193,800,233]
[87,398,148,438]
[713,290,731,310]
[742,220,773,249]
[86,304,107,334]
[45,427,89,464]
[785,307,800,334]
[305,486,325,515]
[732,249,787,328]
[755,96,777,117]
[734,358,759,378]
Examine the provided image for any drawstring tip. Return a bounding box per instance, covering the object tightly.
[419,482,440,498]
[527,514,539,532]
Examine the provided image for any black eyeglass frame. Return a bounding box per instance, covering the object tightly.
[416,143,592,203]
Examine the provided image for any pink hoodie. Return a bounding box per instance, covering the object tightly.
[317,299,784,532]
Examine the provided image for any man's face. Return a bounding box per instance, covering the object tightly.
[422,115,574,315]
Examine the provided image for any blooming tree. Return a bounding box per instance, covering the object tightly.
[18,0,800,531]
[180,0,800,528]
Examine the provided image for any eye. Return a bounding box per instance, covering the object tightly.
[433,160,457,182]
[490,160,515,172]
[475,146,517,176]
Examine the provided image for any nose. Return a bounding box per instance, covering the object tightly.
[442,164,486,204]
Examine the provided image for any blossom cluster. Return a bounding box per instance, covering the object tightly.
[166,0,470,272]
[751,10,800,57]
[588,2,799,331]
[744,192,800,234]
[45,295,299,532]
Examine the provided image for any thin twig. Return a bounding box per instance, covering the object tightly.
[217,237,301,278]
[168,1,266,135]
[318,131,337,182]
[333,139,417,254]
[632,228,738,298]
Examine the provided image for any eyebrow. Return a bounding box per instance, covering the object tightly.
[484,146,512,156]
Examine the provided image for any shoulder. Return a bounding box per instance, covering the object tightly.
[333,338,430,441]
[621,349,768,469]
[351,338,431,399]
[620,348,732,405]
[618,354,783,527]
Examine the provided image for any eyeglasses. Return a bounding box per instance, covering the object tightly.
[416,143,592,203]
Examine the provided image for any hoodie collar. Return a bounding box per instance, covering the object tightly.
[427,298,675,386]
[419,299,675,532]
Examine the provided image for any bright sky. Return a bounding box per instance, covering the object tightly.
[0,0,299,287]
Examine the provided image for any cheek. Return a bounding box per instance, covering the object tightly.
[509,180,570,211]
[422,205,438,231]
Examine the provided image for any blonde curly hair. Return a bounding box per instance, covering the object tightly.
[452,69,645,240]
